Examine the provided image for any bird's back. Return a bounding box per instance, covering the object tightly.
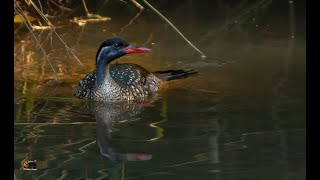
[109,63,151,87]
[74,63,161,102]
[108,63,161,101]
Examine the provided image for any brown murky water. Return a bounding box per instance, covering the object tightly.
[14,1,305,179]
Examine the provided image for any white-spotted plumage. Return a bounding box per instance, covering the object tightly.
[74,63,161,102]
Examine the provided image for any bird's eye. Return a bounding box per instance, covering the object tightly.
[113,43,124,49]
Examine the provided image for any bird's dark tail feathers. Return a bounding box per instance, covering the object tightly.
[153,69,198,81]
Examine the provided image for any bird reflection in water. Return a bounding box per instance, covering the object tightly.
[82,100,154,162]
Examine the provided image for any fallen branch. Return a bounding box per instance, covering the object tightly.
[142,0,206,58]
[82,0,91,16]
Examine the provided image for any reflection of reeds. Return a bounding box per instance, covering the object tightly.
[148,98,167,141]
[14,2,89,127]
[16,0,83,66]
[14,10,58,79]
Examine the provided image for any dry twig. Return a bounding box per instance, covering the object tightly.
[142,0,206,58]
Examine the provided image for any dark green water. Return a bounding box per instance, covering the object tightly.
[14,0,305,179]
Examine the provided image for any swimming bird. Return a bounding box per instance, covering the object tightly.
[74,38,197,102]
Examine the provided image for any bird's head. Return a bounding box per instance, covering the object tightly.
[95,38,151,65]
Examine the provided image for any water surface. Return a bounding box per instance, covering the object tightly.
[14,1,305,179]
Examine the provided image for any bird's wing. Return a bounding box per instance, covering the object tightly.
[74,70,97,98]
[108,63,150,88]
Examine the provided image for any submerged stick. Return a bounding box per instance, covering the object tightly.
[120,0,144,33]
[142,0,206,58]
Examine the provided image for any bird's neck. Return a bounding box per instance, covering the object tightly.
[96,53,114,86]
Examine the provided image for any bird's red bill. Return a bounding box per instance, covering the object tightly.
[123,46,151,54]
